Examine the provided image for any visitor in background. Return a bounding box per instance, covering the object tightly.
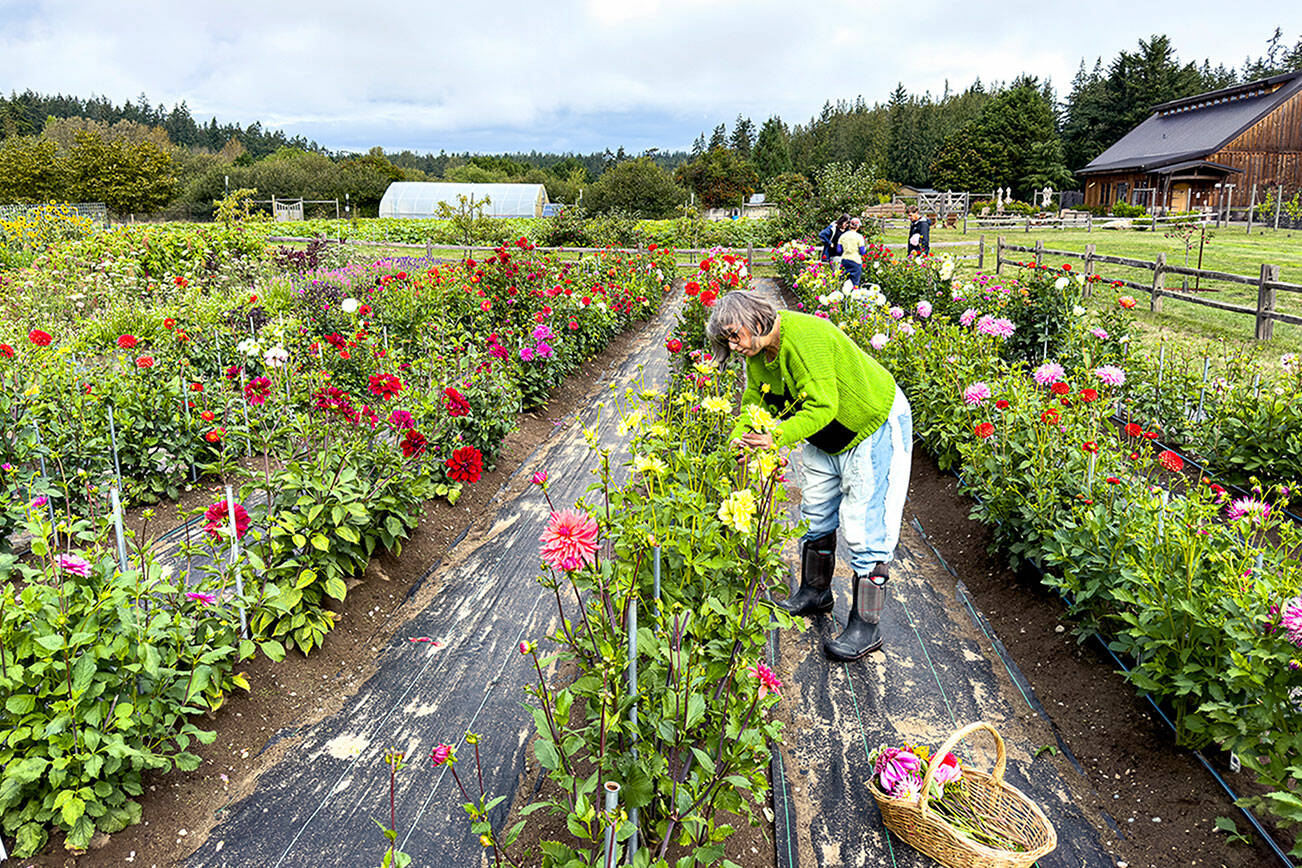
[835,217,867,287]
[819,214,850,263]
[905,204,930,256]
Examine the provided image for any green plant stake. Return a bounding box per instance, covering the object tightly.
[224,483,248,639]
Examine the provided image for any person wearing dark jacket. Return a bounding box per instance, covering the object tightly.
[818,214,851,262]
[905,204,930,257]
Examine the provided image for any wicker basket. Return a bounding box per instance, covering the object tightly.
[869,721,1057,868]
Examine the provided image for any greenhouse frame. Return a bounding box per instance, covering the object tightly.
[377,182,549,219]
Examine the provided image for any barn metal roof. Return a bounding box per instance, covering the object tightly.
[1079,70,1302,175]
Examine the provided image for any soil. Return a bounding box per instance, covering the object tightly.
[904,454,1280,868]
[26,312,670,868]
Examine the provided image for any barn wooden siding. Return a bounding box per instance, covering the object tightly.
[1214,87,1302,203]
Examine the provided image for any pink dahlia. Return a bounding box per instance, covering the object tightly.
[963,382,991,406]
[874,746,922,796]
[975,315,1016,338]
[57,554,92,577]
[1094,365,1126,387]
[959,308,980,327]
[1281,597,1302,647]
[748,661,783,697]
[186,591,217,606]
[916,300,932,318]
[1226,497,1271,523]
[539,509,599,572]
[1033,361,1065,386]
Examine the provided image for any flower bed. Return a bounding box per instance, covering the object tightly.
[0,229,675,858]
[783,254,1302,854]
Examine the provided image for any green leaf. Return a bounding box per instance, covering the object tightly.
[310,534,330,551]
[295,568,318,589]
[15,821,46,858]
[324,577,347,601]
[260,640,286,662]
[5,694,35,715]
[60,794,86,826]
[35,633,66,652]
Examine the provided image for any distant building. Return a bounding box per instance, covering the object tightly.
[378,182,549,219]
[1078,71,1302,212]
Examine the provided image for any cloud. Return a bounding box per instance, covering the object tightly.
[0,0,1290,153]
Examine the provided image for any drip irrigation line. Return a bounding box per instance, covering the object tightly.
[926,440,1294,867]
[896,595,959,729]
[843,668,899,867]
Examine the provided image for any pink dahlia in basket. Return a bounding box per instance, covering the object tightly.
[539,509,599,572]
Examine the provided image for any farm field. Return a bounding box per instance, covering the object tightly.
[1,214,1299,867]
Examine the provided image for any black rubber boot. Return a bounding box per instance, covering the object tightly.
[824,565,887,661]
[778,531,835,617]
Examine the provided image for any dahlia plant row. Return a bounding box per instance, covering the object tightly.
[0,227,675,858]
[786,255,1302,854]
[501,357,795,868]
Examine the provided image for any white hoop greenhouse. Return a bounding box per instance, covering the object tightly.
[377,182,549,219]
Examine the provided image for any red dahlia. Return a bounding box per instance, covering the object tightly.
[117,334,138,349]
[401,429,427,458]
[445,446,484,483]
[1157,450,1184,473]
[443,387,470,417]
[29,329,53,346]
[368,373,403,400]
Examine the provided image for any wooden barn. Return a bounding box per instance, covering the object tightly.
[1078,70,1302,212]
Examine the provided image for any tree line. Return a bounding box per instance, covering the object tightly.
[676,29,1302,207]
[0,29,1298,219]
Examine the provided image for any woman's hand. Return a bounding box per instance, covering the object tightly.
[739,431,774,451]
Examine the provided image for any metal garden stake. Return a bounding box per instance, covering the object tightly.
[225,483,249,638]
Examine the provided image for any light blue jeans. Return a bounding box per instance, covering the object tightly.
[800,386,912,574]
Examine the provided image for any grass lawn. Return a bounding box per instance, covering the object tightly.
[876,223,1302,359]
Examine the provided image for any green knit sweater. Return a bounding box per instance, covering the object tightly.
[731,311,896,454]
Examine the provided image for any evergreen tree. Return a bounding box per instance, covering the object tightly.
[752,116,792,180]
[707,123,728,150]
[729,115,755,157]
[691,133,706,157]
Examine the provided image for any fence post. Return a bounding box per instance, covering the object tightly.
[995,236,1004,275]
[1247,184,1257,234]
[1087,212,1093,233]
[978,235,985,271]
[425,239,432,258]
[1024,215,1030,233]
[1150,252,1165,313]
[1033,239,1043,268]
[747,241,755,268]
[1275,185,1284,231]
[1083,243,1096,297]
[1151,211,1158,232]
[1256,263,1279,341]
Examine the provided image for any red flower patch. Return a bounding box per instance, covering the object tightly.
[445,446,483,483]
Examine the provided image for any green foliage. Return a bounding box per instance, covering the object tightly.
[811,162,880,239]
[674,148,760,209]
[435,194,494,246]
[520,363,795,864]
[583,157,686,219]
[929,77,1067,201]
[0,516,253,858]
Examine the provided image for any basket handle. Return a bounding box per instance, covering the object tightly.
[918,721,1007,819]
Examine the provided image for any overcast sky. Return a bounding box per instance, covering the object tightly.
[0,1,1292,155]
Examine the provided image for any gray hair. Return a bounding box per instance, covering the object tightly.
[705,290,778,364]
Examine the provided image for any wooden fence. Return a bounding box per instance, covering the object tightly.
[265,235,991,270]
[880,211,1214,235]
[995,237,1302,341]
